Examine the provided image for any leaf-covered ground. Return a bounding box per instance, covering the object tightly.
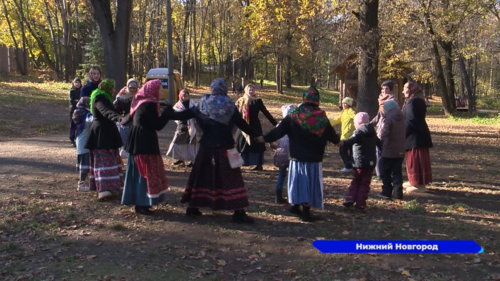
[0,77,499,281]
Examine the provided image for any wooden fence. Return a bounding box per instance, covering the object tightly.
[0,44,28,74]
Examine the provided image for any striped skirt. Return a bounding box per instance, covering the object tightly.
[288,161,324,209]
[89,149,124,193]
[405,147,432,186]
[181,146,249,210]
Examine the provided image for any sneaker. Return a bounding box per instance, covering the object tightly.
[70,140,76,147]
[403,182,412,188]
[340,168,352,173]
[77,181,90,192]
[376,193,392,200]
[119,149,129,158]
[288,204,302,216]
[186,162,194,168]
[135,206,155,215]
[373,177,382,182]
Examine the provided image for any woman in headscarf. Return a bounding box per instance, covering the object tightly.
[235,84,277,170]
[168,78,260,224]
[121,80,171,215]
[402,81,433,193]
[114,78,139,158]
[85,79,124,200]
[166,89,198,167]
[258,88,340,222]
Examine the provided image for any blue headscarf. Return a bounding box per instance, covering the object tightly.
[198,78,235,125]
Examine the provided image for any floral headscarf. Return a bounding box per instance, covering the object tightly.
[89,78,115,112]
[289,88,329,137]
[130,79,162,117]
[198,78,235,125]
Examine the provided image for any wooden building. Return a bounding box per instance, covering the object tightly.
[331,53,411,106]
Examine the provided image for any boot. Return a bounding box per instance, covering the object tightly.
[77,181,90,192]
[275,189,287,204]
[135,206,155,215]
[288,204,302,216]
[186,207,202,217]
[300,205,313,222]
[252,165,263,171]
[232,210,254,224]
[173,160,184,166]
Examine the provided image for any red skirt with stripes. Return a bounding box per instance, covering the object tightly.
[181,146,249,210]
[405,147,432,186]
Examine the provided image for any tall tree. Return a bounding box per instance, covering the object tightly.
[2,0,26,75]
[356,0,380,118]
[89,0,133,92]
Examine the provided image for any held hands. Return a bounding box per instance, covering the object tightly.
[337,141,344,147]
[255,136,265,143]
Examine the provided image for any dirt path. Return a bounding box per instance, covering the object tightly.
[1,92,499,280]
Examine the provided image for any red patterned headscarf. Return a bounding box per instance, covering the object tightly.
[130,79,162,117]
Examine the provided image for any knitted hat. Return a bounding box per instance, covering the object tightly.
[354,112,369,128]
[383,100,399,112]
[73,77,82,83]
[342,97,354,106]
[98,79,115,95]
[381,80,393,91]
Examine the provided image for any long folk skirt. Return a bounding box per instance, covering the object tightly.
[89,149,124,194]
[288,161,324,209]
[405,147,432,186]
[121,155,168,206]
[181,146,249,210]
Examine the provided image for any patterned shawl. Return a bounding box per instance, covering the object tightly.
[130,79,162,117]
[236,89,259,123]
[89,79,114,113]
[289,87,329,137]
[198,78,235,125]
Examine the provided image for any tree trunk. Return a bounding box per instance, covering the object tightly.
[74,0,82,69]
[441,41,456,109]
[138,0,148,81]
[326,53,331,89]
[43,0,61,77]
[356,0,380,118]
[54,1,64,79]
[457,53,474,114]
[285,29,292,88]
[17,0,55,71]
[59,0,73,81]
[265,55,268,80]
[2,0,26,75]
[180,0,191,79]
[193,0,198,86]
[90,0,133,94]
[421,4,454,115]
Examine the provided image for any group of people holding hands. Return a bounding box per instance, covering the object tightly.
[68,66,433,223]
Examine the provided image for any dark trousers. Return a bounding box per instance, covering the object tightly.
[69,107,77,141]
[381,157,404,199]
[275,167,288,192]
[345,168,374,209]
[339,145,353,169]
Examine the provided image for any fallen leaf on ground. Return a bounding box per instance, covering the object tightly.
[217,260,226,266]
[86,255,97,260]
[283,269,296,275]
[402,270,411,276]
[342,231,349,235]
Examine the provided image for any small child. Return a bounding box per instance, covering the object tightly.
[341,112,380,212]
[270,105,295,204]
[68,77,82,147]
[72,97,93,192]
[331,97,356,172]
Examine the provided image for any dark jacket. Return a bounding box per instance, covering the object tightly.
[85,94,123,150]
[124,102,170,155]
[380,109,406,158]
[169,106,259,149]
[263,115,340,163]
[402,97,433,150]
[236,99,277,153]
[80,81,99,98]
[69,87,81,108]
[114,96,134,116]
[343,123,379,169]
